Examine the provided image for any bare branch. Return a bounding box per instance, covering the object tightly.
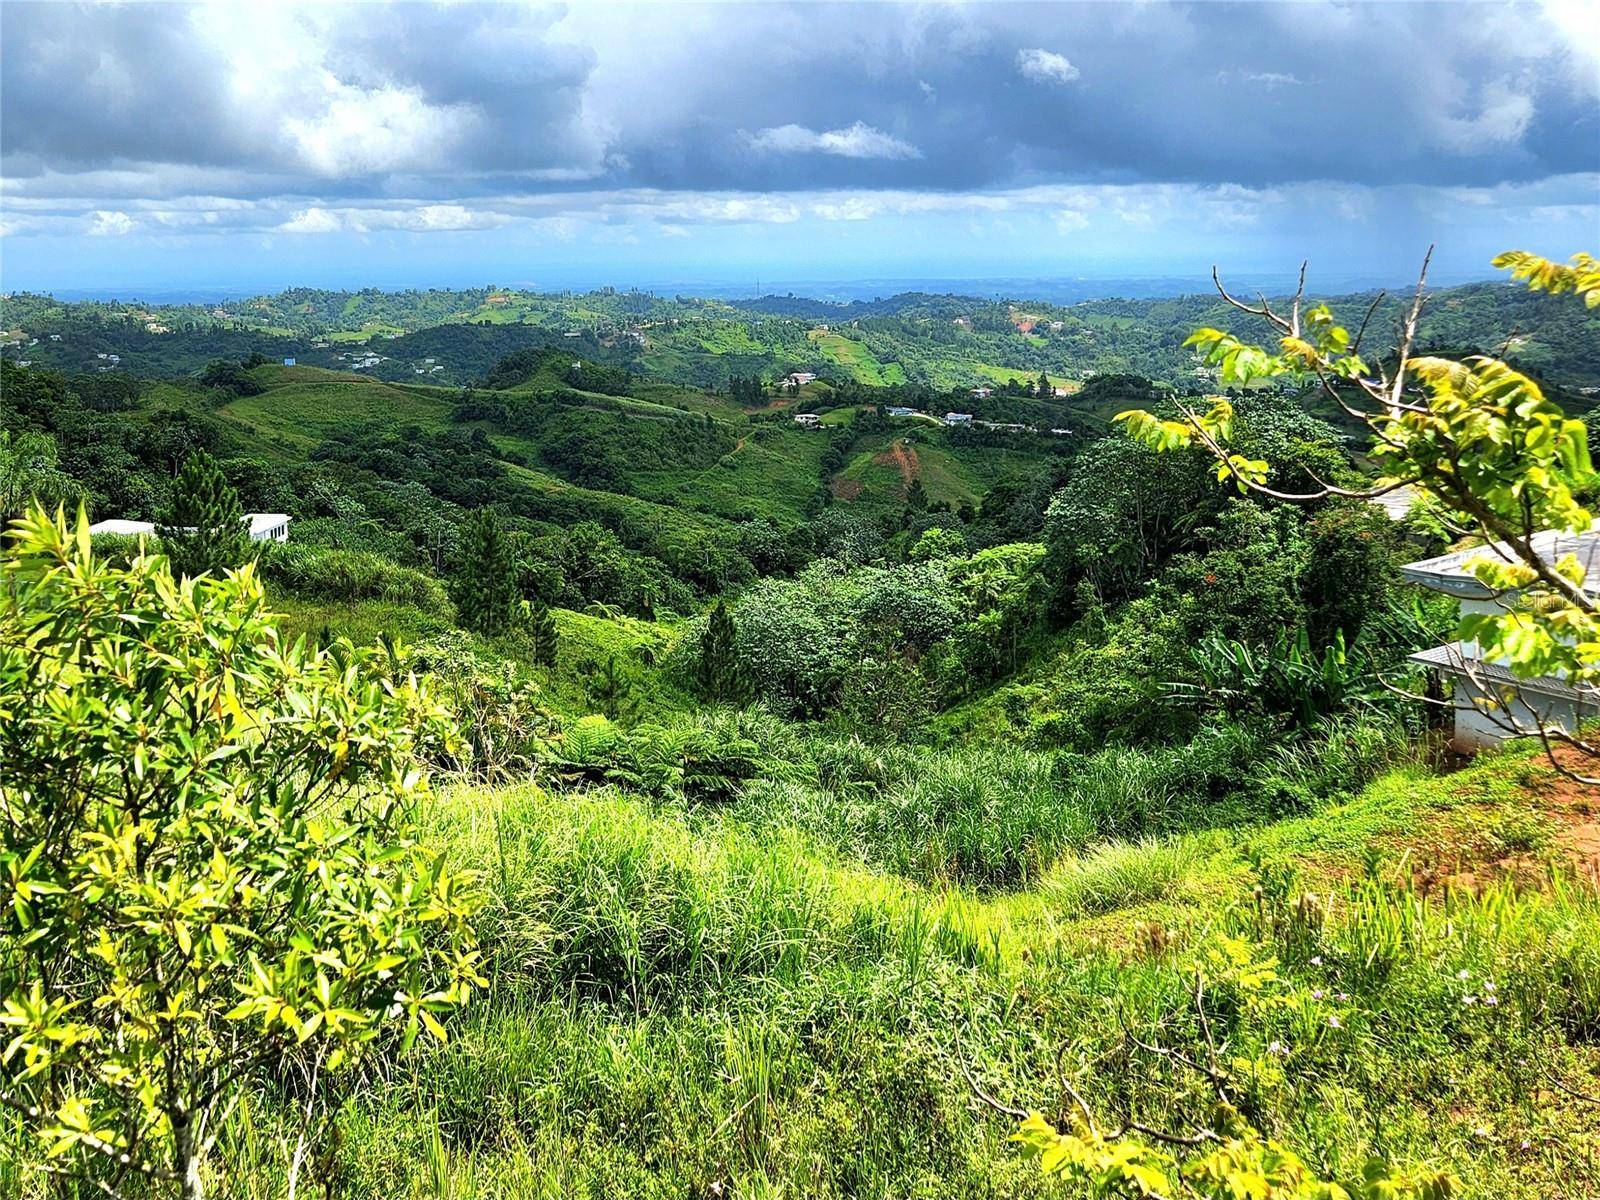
[1350,291,1387,355]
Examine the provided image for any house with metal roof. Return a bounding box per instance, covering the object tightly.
[1402,525,1600,749]
[88,513,292,544]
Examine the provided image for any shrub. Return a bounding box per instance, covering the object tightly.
[0,505,483,1197]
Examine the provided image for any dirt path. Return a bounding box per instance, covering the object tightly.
[873,439,920,488]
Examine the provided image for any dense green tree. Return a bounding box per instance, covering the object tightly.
[905,476,929,512]
[525,598,559,667]
[452,509,520,634]
[590,653,635,721]
[158,449,250,580]
[0,429,78,521]
[694,600,749,702]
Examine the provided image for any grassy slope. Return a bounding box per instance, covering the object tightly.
[194,739,1600,1199]
[810,330,908,386]
[833,432,1050,509]
[626,424,827,523]
[217,366,454,455]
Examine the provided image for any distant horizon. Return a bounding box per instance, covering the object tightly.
[6,265,1508,310]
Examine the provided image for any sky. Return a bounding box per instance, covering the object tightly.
[1,0,1597,299]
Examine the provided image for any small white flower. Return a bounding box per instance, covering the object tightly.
[1337,992,1349,1002]
[1484,994,1498,1006]
[1462,995,1477,1006]
[1267,1040,1289,1057]
[1457,968,1471,980]
[1327,1014,1341,1029]
[1520,1140,1531,1150]
[1310,956,1323,966]
[1473,1125,1490,1139]
[1483,980,1496,993]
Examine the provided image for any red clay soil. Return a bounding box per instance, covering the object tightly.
[1409,746,1600,896]
[1518,746,1600,880]
[830,478,863,500]
[872,439,920,488]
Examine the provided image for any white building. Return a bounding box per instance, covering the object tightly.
[943,412,973,425]
[969,386,992,399]
[786,372,818,388]
[88,513,292,544]
[792,413,820,427]
[1402,526,1600,749]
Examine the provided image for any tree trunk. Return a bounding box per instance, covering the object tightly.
[173,1111,204,1200]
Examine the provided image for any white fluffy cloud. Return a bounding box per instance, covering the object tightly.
[1016,48,1080,85]
[748,122,921,160]
[87,210,134,236]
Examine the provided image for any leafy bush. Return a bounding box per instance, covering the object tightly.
[0,506,483,1196]
[552,711,767,804]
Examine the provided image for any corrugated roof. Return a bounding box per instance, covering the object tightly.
[1409,641,1600,700]
[1400,521,1600,598]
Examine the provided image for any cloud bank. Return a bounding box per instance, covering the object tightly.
[0,0,1595,287]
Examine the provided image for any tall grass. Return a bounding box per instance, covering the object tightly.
[1040,837,1205,917]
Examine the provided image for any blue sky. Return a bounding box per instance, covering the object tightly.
[2,1,1596,297]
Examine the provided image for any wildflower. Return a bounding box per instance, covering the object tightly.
[1484,994,1498,1007]
[1311,988,1324,1000]
[1327,1014,1341,1029]
[1310,955,1323,966]
[1484,980,1497,994]
[1267,1041,1289,1057]
[1473,1126,1490,1139]
[1462,994,1477,1006]
[1337,992,1349,1002]
[1520,1140,1531,1151]
[1457,968,1470,980]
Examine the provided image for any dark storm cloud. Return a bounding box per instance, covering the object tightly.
[0,1,1594,215]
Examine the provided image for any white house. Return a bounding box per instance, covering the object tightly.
[1402,525,1600,749]
[969,386,992,399]
[885,406,918,418]
[88,513,292,544]
[786,372,818,388]
[943,412,974,425]
[792,413,820,428]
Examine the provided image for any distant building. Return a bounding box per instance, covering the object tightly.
[969,386,991,399]
[792,413,821,428]
[282,357,296,366]
[1052,387,1071,398]
[48,334,61,342]
[87,513,292,544]
[943,412,973,425]
[1049,427,1072,436]
[885,406,918,417]
[786,372,818,388]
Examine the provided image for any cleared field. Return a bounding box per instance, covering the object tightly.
[972,363,1078,392]
[220,371,455,450]
[809,331,908,386]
